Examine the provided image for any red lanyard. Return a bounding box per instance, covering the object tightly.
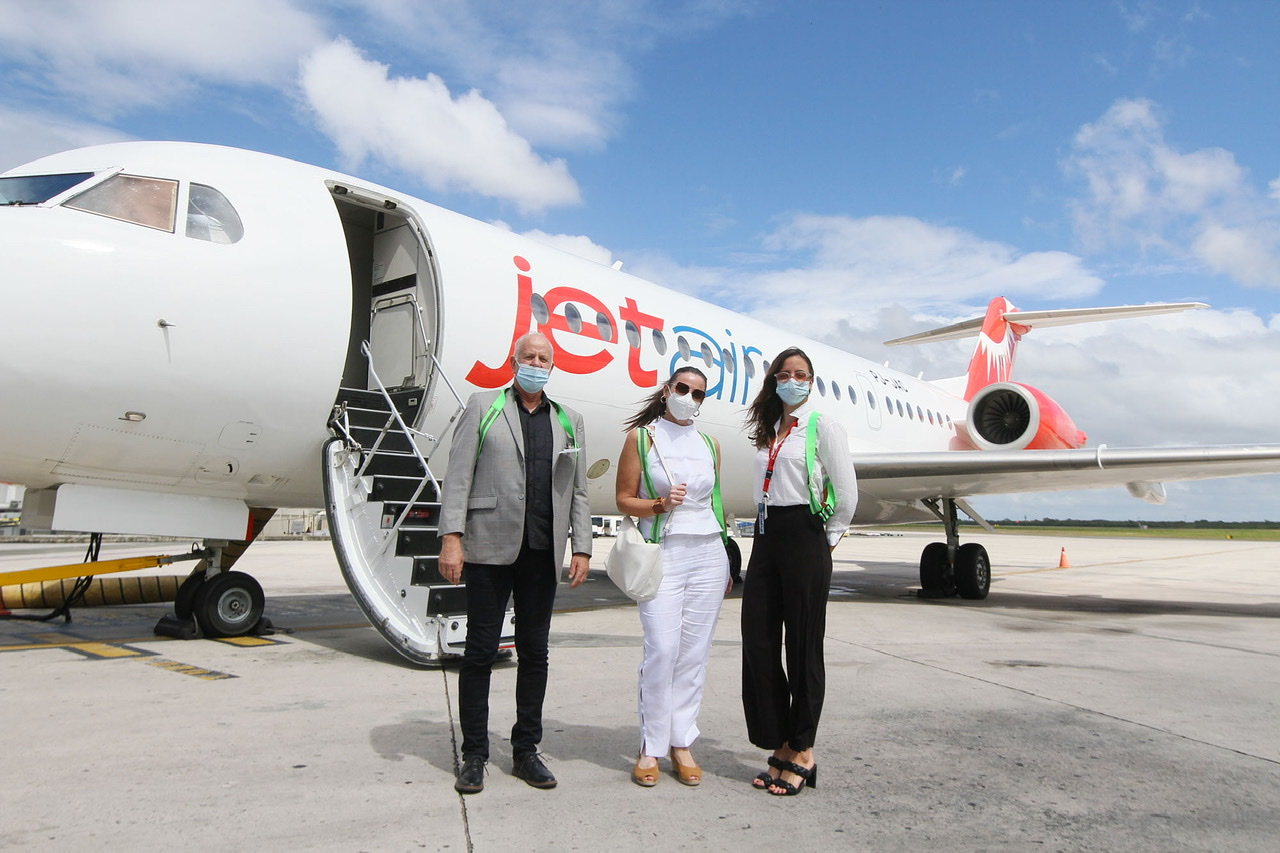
[761,419,797,497]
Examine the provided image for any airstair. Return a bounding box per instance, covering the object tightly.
[323,345,516,666]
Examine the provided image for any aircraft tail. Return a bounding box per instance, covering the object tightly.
[883,297,1209,401]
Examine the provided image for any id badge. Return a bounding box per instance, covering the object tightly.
[756,501,766,536]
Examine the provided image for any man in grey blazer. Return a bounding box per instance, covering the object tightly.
[438,332,592,794]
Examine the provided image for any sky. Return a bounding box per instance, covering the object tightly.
[2,0,1278,521]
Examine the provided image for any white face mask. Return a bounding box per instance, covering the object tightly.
[665,390,702,421]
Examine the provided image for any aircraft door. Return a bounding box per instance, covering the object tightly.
[857,374,882,430]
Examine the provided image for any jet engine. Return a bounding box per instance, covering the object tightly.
[965,382,1087,451]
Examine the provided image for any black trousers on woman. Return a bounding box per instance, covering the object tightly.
[740,504,833,752]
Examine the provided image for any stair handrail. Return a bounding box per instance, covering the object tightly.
[360,340,442,541]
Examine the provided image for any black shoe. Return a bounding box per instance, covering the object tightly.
[512,753,557,789]
[454,755,486,794]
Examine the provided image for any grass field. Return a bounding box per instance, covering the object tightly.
[981,525,1280,541]
[859,524,1280,541]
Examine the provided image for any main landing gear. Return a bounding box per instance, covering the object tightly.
[917,497,991,600]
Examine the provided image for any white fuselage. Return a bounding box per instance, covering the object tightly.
[1,142,967,534]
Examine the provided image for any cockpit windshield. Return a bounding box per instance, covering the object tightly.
[0,172,93,205]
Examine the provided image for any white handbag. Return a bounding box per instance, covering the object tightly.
[606,426,675,602]
[605,514,664,602]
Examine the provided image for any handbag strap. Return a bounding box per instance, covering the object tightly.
[636,426,677,544]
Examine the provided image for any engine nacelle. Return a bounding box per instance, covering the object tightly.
[965,382,1087,451]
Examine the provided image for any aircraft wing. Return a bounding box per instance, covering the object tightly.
[851,444,1280,502]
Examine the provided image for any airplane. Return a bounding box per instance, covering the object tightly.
[3,140,1279,663]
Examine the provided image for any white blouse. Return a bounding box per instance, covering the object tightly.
[751,400,858,546]
[637,417,723,539]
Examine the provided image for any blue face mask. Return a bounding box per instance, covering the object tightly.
[776,379,810,406]
[514,364,551,394]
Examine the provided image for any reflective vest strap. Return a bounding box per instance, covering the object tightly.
[636,427,665,544]
[700,432,729,544]
[476,389,576,461]
[804,412,836,522]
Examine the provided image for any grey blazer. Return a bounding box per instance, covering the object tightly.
[438,388,592,575]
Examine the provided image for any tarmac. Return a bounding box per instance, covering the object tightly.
[2,531,1279,852]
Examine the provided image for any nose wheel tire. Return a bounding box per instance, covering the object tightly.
[193,571,265,637]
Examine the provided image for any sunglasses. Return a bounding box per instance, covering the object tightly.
[774,370,812,382]
[671,381,706,401]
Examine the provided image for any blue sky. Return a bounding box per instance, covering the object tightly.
[3,0,1279,520]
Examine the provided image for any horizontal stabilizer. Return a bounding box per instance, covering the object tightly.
[884,302,1208,346]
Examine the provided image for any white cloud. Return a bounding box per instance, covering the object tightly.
[298,39,581,213]
[0,107,131,172]
[1064,98,1280,288]
[515,227,615,267]
[747,214,1103,319]
[0,0,328,115]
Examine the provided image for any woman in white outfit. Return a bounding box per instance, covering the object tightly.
[615,367,730,787]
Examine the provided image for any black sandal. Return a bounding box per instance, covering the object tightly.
[752,755,785,789]
[767,760,817,796]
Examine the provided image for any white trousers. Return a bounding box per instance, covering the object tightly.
[637,533,729,756]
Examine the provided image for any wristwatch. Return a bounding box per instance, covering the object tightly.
[652,498,665,515]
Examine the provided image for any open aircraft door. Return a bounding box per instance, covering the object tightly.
[322,186,511,665]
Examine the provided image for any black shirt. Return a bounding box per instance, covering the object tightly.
[517,395,554,551]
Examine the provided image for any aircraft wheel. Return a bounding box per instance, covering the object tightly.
[955,543,991,600]
[919,542,951,594]
[726,538,743,584]
[194,571,265,637]
[173,571,205,619]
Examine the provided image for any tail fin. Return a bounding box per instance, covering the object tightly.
[962,297,1026,401]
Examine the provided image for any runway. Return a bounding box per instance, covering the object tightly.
[2,532,1278,851]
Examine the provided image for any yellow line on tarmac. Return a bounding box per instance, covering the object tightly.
[144,659,236,680]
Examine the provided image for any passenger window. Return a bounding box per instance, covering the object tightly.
[677,335,691,361]
[564,303,583,333]
[186,183,243,244]
[530,292,550,325]
[596,312,615,343]
[64,174,178,231]
[624,320,641,348]
[722,348,734,372]
[652,329,667,355]
[832,383,841,401]
[699,342,714,368]
[816,376,826,396]
[848,385,857,405]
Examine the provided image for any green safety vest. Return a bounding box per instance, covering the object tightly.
[803,412,836,522]
[636,426,728,545]
[476,388,576,460]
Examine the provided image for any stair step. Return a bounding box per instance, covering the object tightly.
[348,423,417,453]
[397,529,444,558]
[379,504,440,530]
[372,476,440,503]
[359,451,426,477]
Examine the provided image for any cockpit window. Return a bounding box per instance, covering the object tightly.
[0,172,93,205]
[64,173,178,232]
[186,183,243,244]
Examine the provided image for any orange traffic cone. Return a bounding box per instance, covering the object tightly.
[1058,547,1070,568]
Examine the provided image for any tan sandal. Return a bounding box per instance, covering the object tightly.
[669,748,702,786]
[633,753,659,787]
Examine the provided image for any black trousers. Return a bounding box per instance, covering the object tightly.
[458,544,558,761]
[740,504,832,752]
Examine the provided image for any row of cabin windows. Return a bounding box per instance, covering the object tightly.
[533,297,954,431]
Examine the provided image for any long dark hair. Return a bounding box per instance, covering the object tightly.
[622,366,708,431]
[745,346,814,448]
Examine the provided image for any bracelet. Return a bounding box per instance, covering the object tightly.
[651,498,665,515]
